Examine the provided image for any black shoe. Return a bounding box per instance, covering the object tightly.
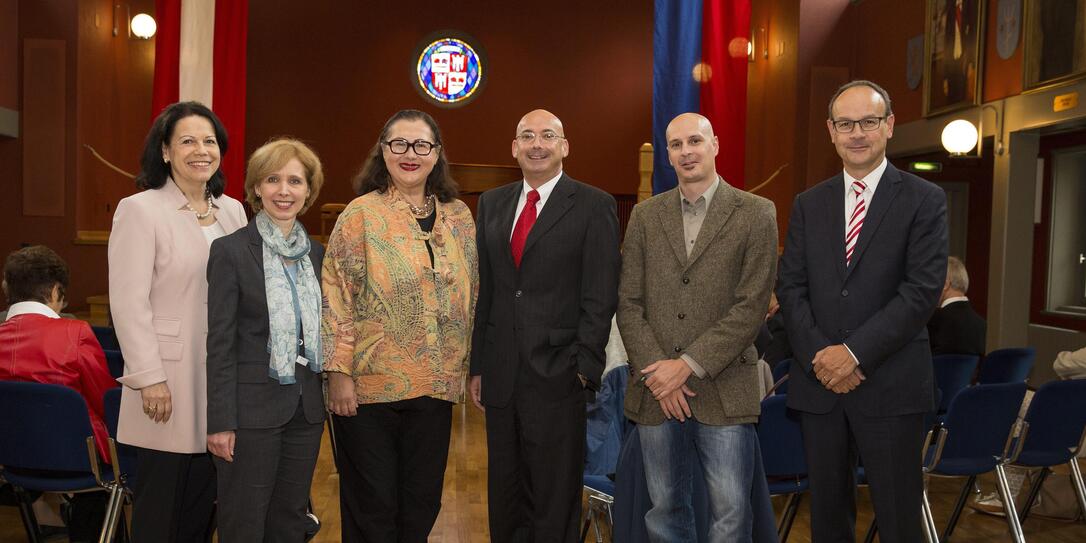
[303,512,320,542]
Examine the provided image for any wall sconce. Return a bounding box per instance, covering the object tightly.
[940,101,1005,158]
[748,36,754,62]
[760,27,768,59]
[113,4,156,39]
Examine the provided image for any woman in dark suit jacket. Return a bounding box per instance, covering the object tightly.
[206,138,327,542]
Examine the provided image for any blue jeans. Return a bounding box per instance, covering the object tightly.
[639,420,756,543]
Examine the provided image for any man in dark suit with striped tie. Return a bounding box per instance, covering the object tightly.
[777,80,948,542]
[469,109,621,542]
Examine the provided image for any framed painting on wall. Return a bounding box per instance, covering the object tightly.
[1023,0,1086,91]
[924,0,986,117]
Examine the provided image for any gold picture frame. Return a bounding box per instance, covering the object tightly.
[923,0,986,117]
[1023,0,1086,92]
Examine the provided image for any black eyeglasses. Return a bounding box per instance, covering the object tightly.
[831,117,887,133]
[383,138,439,156]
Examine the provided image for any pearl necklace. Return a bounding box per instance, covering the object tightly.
[407,194,436,217]
[184,194,215,220]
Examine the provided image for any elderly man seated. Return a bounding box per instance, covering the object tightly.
[0,245,117,541]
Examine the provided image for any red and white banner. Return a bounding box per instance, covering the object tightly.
[152,0,248,200]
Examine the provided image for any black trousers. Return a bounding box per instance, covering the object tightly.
[213,401,323,543]
[485,372,587,543]
[800,403,926,543]
[332,396,453,543]
[130,447,216,543]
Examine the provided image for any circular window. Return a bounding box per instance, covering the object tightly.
[415,35,485,107]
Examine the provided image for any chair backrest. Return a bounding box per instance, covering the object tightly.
[0,381,97,472]
[772,358,792,395]
[934,382,1026,473]
[977,347,1036,385]
[757,395,806,477]
[585,367,630,476]
[103,349,124,379]
[932,354,979,412]
[1016,379,1086,467]
[91,326,120,351]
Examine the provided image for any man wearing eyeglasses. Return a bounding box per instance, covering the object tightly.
[777,80,948,542]
[469,109,621,542]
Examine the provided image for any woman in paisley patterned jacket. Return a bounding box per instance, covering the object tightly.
[322,109,479,543]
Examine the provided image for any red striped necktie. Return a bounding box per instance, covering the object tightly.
[845,180,867,266]
[510,189,540,267]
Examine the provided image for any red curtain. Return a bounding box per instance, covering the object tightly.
[701,0,751,189]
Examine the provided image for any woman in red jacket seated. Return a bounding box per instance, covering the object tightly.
[0,245,117,462]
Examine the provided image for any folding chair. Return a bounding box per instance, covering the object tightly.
[757,395,806,542]
[1007,379,1086,525]
[0,381,115,543]
[921,382,1027,543]
[932,354,979,418]
[977,347,1035,385]
[101,388,137,542]
[581,367,629,542]
[771,358,792,395]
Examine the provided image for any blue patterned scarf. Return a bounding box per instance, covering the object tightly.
[255,211,322,384]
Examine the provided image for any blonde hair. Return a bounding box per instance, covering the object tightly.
[244,138,324,214]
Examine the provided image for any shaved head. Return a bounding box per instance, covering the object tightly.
[516,109,564,136]
[665,112,714,141]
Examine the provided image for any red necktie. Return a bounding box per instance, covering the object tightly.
[510,189,540,267]
[845,180,867,265]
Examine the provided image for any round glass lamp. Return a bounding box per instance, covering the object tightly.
[941,119,979,156]
[131,13,157,39]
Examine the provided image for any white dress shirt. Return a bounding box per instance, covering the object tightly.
[509,171,563,239]
[941,296,969,308]
[842,157,887,239]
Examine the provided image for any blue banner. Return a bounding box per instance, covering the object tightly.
[652,0,703,194]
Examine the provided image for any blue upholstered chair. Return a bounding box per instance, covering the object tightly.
[1007,379,1086,525]
[932,354,979,415]
[92,325,120,351]
[977,347,1035,385]
[921,382,1028,543]
[0,381,115,543]
[757,395,806,541]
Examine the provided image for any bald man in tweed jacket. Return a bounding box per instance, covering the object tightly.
[617,113,778,541]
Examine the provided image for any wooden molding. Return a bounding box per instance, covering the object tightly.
[74,230,110,245]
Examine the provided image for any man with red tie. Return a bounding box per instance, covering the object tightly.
[0,246,117,463]
[777,81,948,542]
[470,109,621,541]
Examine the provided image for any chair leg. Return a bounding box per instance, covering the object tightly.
[780,493,802,542]
[861,518,877,543]
[1066,457,1086,522]
[1018,467,1049,525]
[13,486,42,543]
[943,474,976,541]
[922,488,940,543]
[580,508,591,542]
[994,465,1026,543]
[775,493,795,537]
[98,484,126,543]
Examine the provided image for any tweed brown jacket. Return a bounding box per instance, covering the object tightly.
[617,181,778,426]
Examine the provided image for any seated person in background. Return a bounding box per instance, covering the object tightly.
[1054,346,1086,381]
[927,256,986,356]
[0,245,117,462]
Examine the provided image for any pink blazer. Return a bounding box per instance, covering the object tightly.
[108,180,246,453]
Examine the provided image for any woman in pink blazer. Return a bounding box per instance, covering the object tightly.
[108,101,247,542]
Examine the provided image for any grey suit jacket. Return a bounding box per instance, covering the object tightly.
[206,221,326,434]
[618,181,778,426]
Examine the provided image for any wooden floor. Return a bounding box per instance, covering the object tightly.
[3,403,1085,542]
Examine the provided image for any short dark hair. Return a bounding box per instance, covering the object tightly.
[3,246,69,305]
[352,109,458,202]
[827,80,893,119]
[136,101,229,197]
